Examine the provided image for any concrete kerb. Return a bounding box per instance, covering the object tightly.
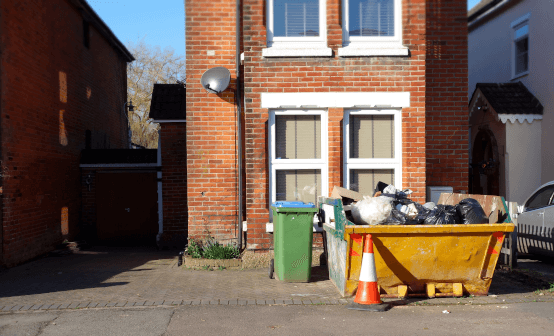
[1,296,552,312]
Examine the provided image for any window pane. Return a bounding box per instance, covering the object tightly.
[276,169,321,204]
[274,0,319,37]
[349,0,394,37]
[349,115,394,159]
[350,169,394,195]
[515,37,528,74]
[276,115,321,159]
[525,186,554,210]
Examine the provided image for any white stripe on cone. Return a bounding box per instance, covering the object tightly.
[359,253,377,282]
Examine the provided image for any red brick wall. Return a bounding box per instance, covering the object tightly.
[0,0,129,266]
[185,0,241,244]
[425,0,469,194]
[81,168,97,240]
[160,124,188,247]
[242,0,428,250]
[185,0,468,251]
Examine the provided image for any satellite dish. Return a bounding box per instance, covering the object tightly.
[200,67,231,94]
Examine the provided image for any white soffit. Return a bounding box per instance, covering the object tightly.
[497,114,542,124]
[261,92,410,108]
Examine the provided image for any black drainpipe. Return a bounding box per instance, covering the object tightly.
[236,0,243,249]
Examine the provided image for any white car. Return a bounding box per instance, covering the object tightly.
[517,181,554,257]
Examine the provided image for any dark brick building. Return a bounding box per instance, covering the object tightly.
[0,0,134,266]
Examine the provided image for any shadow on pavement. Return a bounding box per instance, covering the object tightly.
[0,246,177,300]
[489,259,554,295]
[310,265,330,282]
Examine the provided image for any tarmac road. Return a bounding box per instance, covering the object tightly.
[1,302,554,336]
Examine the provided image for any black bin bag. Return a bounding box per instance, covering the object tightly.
[456,198,488,224]
[423,205,460,225]
[387,208,408,225]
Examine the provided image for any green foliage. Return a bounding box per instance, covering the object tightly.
[186,239,203,259]
[185,237,240,260]
[126,39,186,148]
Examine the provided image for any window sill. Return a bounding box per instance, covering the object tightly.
[338,45,409,57]
[262,47,333,58]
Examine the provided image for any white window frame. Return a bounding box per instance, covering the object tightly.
[343,109,402,191]
[511,13,530,79]
[339,0,407,56]
[268,109,329,207]
[263,0,332,57]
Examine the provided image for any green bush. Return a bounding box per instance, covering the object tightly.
[186,237,240,260]
[186,239,203,259]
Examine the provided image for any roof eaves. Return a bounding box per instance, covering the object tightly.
[468,0,514,28]
[70,0,135,62]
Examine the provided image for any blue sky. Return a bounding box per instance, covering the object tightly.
[87,0,479,58]
[468,0,481,10]
[87,0,185,57]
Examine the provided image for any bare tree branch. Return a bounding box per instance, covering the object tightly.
[126,39,186,148]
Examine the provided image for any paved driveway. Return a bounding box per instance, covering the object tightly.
[0,246,341,309]
[1,246,554,312]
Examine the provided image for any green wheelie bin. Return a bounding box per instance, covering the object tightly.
[269,201,319,282]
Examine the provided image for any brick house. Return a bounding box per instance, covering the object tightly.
[173,0,468,251]
[0,0,134,266]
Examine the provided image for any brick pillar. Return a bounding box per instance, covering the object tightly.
[425,0,469,194]
[185,0,240,244]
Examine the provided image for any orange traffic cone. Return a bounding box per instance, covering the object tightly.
[347,234,391,312]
